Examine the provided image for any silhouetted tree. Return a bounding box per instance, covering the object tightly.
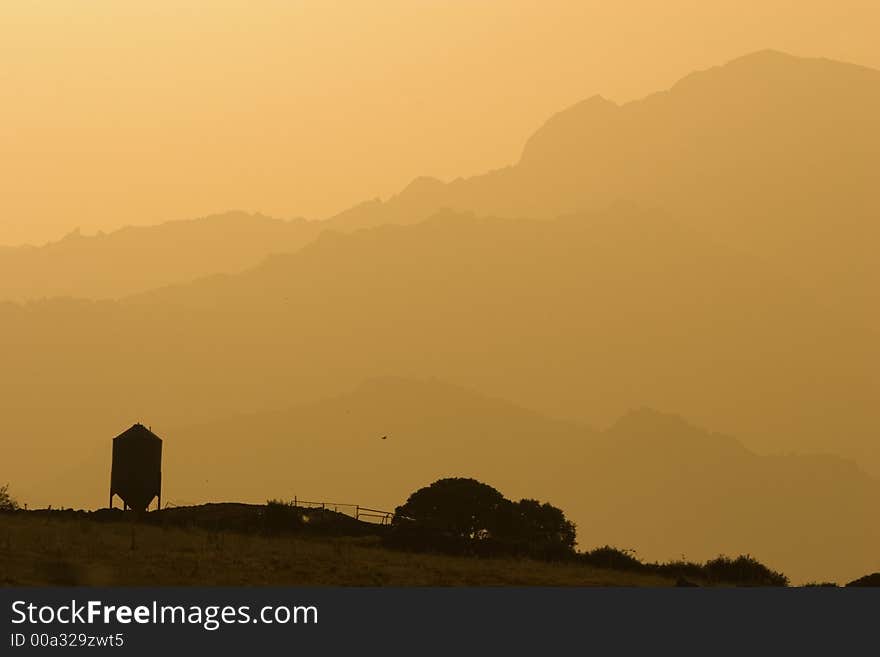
[394,478,507,541]
[390,478,577,559]
[504,499,577,558]
[0,483,19,511]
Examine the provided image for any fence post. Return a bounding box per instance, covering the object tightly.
[356,505,359,521]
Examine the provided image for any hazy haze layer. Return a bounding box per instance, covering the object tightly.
[3,17,879,585]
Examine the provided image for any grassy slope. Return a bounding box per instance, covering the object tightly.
[0,514,671,587]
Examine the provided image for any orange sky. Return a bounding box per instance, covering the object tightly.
[3,1,880,246]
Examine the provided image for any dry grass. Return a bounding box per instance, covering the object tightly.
[0,513,671,587]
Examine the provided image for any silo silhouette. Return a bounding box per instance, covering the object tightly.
[109,423,162,512]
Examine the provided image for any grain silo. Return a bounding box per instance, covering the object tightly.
[109,423,163,512]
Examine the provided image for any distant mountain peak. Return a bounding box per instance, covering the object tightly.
[671,48,880,95]
[569,93,616,109]
[728,48,797,64]
[607,408,752,457]
[519,95,617,164]
[609,407,696,435]
[61,227,83,242]
[398,176,445,197]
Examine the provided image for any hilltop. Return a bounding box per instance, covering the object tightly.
[13,378,880,585]
[2,503,874,587]
[0,509,669,587]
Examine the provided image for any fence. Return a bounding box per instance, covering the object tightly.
[160,498,399,525]
[289,497,396,525]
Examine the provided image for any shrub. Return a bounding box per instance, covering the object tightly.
[579,546,645,572]
[0,484,19,511]
[264,499,303,534]
[654,559,706,582]
[703,555,788,587]
[577,547,789,586]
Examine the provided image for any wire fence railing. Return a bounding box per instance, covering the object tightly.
[160,497,399,525]
[290,498,396,525]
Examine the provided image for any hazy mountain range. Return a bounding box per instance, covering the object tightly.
[326,50,880,328]
[5,51,878,318]
[3,50,878,583]
[4,206,875,463]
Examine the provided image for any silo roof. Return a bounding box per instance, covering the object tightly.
[113,423,162,442]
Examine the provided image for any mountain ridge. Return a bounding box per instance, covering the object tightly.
[3,205,875,476]
[0,211,322,301]
[4,50,879,321]
[319,50,880,333]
